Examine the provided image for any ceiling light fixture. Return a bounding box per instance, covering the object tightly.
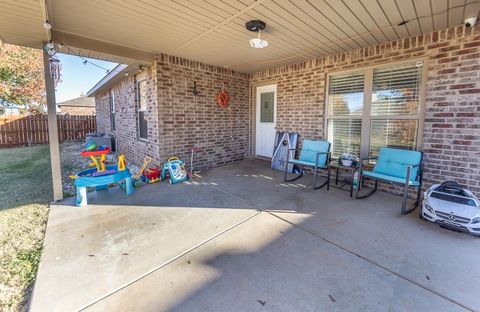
[246,20,268,49]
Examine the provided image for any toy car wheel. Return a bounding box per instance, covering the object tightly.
[419,206,426,221]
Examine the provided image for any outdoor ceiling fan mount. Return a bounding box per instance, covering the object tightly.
[245,20,266,32]
[245,20,268,48]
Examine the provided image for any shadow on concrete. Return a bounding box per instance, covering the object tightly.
[32,160,480,311]
[58,159,316,211]
[85,205,478,312]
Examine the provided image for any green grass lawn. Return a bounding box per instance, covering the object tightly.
[0,145,51,311]
[0,142,87,311]
[0,145,52,311]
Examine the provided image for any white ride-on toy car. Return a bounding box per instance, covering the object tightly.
[421,181,480,236]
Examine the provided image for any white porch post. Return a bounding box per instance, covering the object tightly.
[42,43,63,201]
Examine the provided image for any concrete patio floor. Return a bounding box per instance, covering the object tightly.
[30,159,480,312]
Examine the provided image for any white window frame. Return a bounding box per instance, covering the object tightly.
[136,78,148,141]
[324,58,427,158]
[109,89,115,131]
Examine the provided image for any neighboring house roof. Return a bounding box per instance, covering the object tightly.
[57,96,95,107]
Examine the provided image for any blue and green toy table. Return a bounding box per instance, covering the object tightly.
[74,165,133,206]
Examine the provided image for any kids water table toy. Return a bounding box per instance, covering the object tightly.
[74,146,133,206]
[74,165,133,206]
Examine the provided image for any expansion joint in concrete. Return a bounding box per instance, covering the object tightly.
[266,212,474,312]
[77,210,262,311]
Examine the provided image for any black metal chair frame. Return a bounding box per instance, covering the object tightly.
[284,148,331,190]
[356,155,423,215]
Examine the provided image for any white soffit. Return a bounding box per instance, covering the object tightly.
[1,0,479,73]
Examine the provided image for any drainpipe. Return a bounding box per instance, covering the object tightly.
[42,43,63,201]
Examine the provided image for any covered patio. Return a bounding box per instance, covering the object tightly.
[31,160,479,311]
[2,1,480,311]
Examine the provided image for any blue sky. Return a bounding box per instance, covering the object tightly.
[55,53,118,103]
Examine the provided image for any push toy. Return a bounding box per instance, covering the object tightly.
[135,156,152,181]
[161,157,189,184]
[143,167,161,183]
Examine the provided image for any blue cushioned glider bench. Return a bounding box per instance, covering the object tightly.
[356,147,423,215]
[284,139,331,189]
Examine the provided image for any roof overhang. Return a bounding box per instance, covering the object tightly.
[1,1,479,73]
[52,31,154,65]
[86,64,128,97]
[86,63,152,97]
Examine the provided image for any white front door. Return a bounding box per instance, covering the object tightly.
[255,84,277,158]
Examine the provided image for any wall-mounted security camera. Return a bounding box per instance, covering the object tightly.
[465,17,477,28]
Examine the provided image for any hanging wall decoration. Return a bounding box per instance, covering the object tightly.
[216,82,230,109]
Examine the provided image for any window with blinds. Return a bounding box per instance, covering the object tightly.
[327,119,362,159]
[328,73,364,116]
[109,89,115,131]
[326,61,423,159]
[327,72,364,159]
[372,64,421,115]
[369,63,422,157]
[137,79,148,140]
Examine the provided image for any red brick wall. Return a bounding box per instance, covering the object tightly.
[95,25,479,196]
[95,66,160,166]
[156,54,251,169]
[95,92,111,135]
[251,25,480,196]
[96,55,250,170]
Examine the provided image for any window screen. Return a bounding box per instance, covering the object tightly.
[370,120,418,157]
[327,119,362,159]
[137,80,148,139]
[372,63,421,116]
[109,89,115,131]
[328,73,364,116]
[369,63,422,157]
[326,62,423,159]
[327,72,364,158]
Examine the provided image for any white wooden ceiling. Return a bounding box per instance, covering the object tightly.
[0,0,46,48]
[1,0,480,73]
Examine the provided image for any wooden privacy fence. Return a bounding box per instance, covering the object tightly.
[0,115,96,148]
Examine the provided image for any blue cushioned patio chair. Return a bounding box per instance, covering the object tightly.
[356,147,423,215]
[284,139,331,189]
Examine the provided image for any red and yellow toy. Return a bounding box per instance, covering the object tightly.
[143,167,161,183]
[80,146,112,176]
